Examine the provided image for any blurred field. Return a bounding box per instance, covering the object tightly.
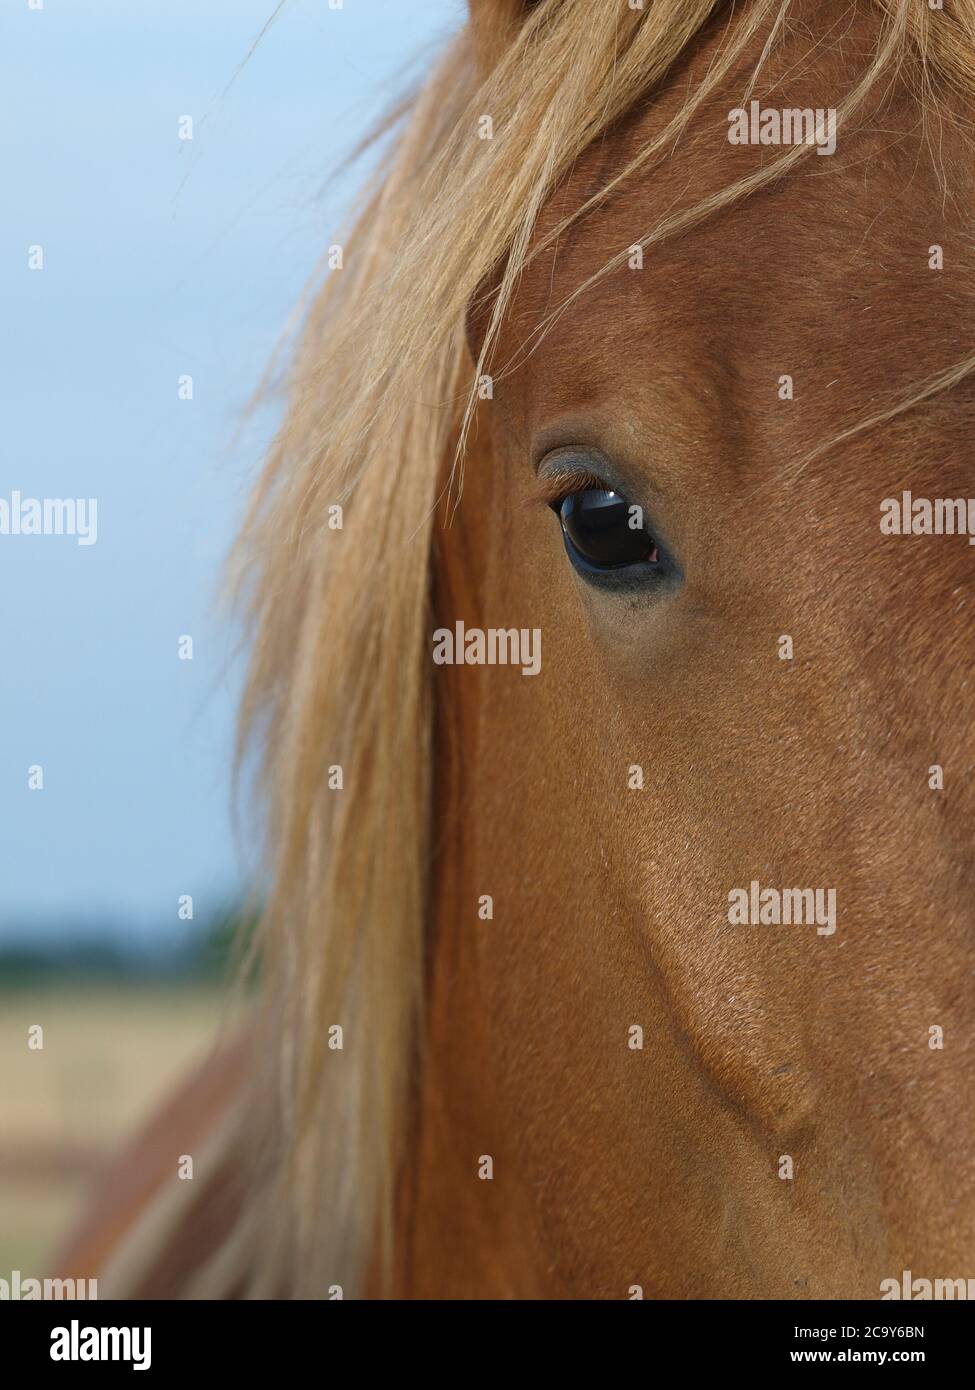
[0,986,227,1274]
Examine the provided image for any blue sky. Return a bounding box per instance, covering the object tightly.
[0,0,461,944]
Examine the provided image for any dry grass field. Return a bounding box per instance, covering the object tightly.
[0,985,228,1275]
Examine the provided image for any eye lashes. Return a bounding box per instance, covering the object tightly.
[527,469,608,511]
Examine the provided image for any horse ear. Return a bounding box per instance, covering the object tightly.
[467,0,541,72]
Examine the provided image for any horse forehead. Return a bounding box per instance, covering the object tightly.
[498,121,954,459]
[497,39,753,382]
[498,108,771,416]
[496,4,939,416]
[494,139,761,439]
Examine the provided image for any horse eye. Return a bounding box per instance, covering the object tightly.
[552,487,659,572]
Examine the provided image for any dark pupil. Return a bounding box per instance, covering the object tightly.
[557,489,654,568]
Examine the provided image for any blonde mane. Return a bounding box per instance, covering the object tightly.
[206,0,975,1298]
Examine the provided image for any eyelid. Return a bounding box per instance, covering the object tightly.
[533,442,653,506]
[527,467,609,510]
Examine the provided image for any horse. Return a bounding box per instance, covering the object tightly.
[59,0,975,1298]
